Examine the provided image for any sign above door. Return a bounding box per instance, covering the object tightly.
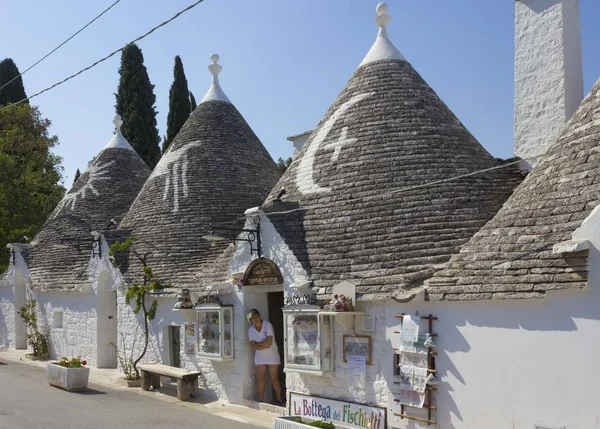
[242,257,283,286]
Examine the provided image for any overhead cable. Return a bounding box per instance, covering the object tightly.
[0,0,122,93]
[0,0,205,112]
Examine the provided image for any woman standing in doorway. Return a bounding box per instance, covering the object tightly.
[247,309,284,406]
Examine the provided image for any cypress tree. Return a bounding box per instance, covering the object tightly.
[163,56,190,153]
[0,58,27,106]
[115,44,161,169]
[189,91,197,112]
[73,168,81,185]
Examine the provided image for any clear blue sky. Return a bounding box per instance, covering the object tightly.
[1,0,599,186]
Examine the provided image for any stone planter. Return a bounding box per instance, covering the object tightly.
[47,361,90,392]
[118,377,141,388]
[273,416,320,429]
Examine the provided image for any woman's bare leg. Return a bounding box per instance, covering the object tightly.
[256,365,267,402]
[268,364,283,402]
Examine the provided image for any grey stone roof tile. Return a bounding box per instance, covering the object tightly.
[26,147,151,291]
[257,59,522,300]
[428,78,600,300]
[117,100,281,290]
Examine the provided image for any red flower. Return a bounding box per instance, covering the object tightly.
[81,360,87,366]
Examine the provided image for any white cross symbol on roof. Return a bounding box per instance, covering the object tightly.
[324,127,356,163]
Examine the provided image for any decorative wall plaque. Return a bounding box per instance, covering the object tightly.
[242,257,283,286]
[195,294,222,306]
[284,294,318,307]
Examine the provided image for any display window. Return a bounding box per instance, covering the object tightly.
[283,306,334,374]
[196,305,234,361]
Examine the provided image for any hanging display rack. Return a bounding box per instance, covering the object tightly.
[393,313,439,426]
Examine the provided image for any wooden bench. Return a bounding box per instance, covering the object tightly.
[138,363,201,401]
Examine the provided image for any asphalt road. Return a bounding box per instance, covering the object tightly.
[0,360,265,429]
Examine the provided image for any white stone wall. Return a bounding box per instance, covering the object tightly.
[184,212,388,407]
[289,134,311,160]
[285,302,388,407]
[116,293,172,369]
[514,0,583,168]
[0,288,15,348]
[385,258,600,428]
[36,292,99,364]
[178,290,260,404]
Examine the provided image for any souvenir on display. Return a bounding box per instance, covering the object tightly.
[174,288,194,309]
[292,316,318,332]
[323,294,353,312]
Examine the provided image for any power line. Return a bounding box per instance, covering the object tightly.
[0,0,205,112]
[263,159,523,218]
[0,0,121,94]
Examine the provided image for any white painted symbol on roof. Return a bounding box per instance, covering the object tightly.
[296,93,372,195]
[150,142,203,213]
[53,160,116,218]
[324,127,355,163]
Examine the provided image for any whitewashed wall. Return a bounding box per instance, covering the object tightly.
[0,288,15,348]
[182,212,389,407]
[514,0,583,167]
[286,302,388,407]
[116,293,174,369]
[386,262,600,428]
[36,292,98,364]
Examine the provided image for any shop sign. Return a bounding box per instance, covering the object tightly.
[195,294,222,305]
[289,392,385,429]
[284,294,318,307]
[242,257,283,286]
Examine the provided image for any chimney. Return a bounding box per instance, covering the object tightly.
[286,130,313,160]
[514,0,583,169]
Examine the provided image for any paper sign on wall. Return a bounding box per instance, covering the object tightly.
[184,323,195,355]
[400,315,420,343]
[347,355,366,389]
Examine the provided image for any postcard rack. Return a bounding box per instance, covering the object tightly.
[393,313,438,426]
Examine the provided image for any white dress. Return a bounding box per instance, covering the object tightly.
[248,320,281,365]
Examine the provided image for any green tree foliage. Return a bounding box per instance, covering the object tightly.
[73,168,81,185]
[115,44,161,169]
[0,104,65,272]
[18,297,50,358]
[189,91,197,112]
[277,157,293,173]
[163,56,191,154]
[0,58,27,106]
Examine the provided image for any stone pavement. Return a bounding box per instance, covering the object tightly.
[0,348,283,428]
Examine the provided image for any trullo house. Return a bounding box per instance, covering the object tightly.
[0,115,150,367]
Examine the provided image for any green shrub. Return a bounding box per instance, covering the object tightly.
[307,421,335,429]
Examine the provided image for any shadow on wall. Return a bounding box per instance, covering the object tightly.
[385,251,600,426]
[521,0,562,13]
[0,296,9,347]
[264,201,311,278]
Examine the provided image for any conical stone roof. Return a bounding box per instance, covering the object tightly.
[27,116,151,291]
[427,77,600,301]
[259,4,522,301]
[117,55,281,290]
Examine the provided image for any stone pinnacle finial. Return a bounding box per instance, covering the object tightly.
[104,113,134,151]
[208,53,223,81]
[113,114,123,132]
[359,1,404,66]
[374,2,391,29]
[200,53,231,104]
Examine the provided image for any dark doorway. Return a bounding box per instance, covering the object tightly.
[267,291,286,403]
[166,326,181,368]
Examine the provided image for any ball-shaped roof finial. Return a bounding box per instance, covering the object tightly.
[210,54,220,64]
[376,2,388,16]
[113,114,123,130]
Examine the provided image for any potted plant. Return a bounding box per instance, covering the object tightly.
[274,416,335,429]
[47,356,90,392]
